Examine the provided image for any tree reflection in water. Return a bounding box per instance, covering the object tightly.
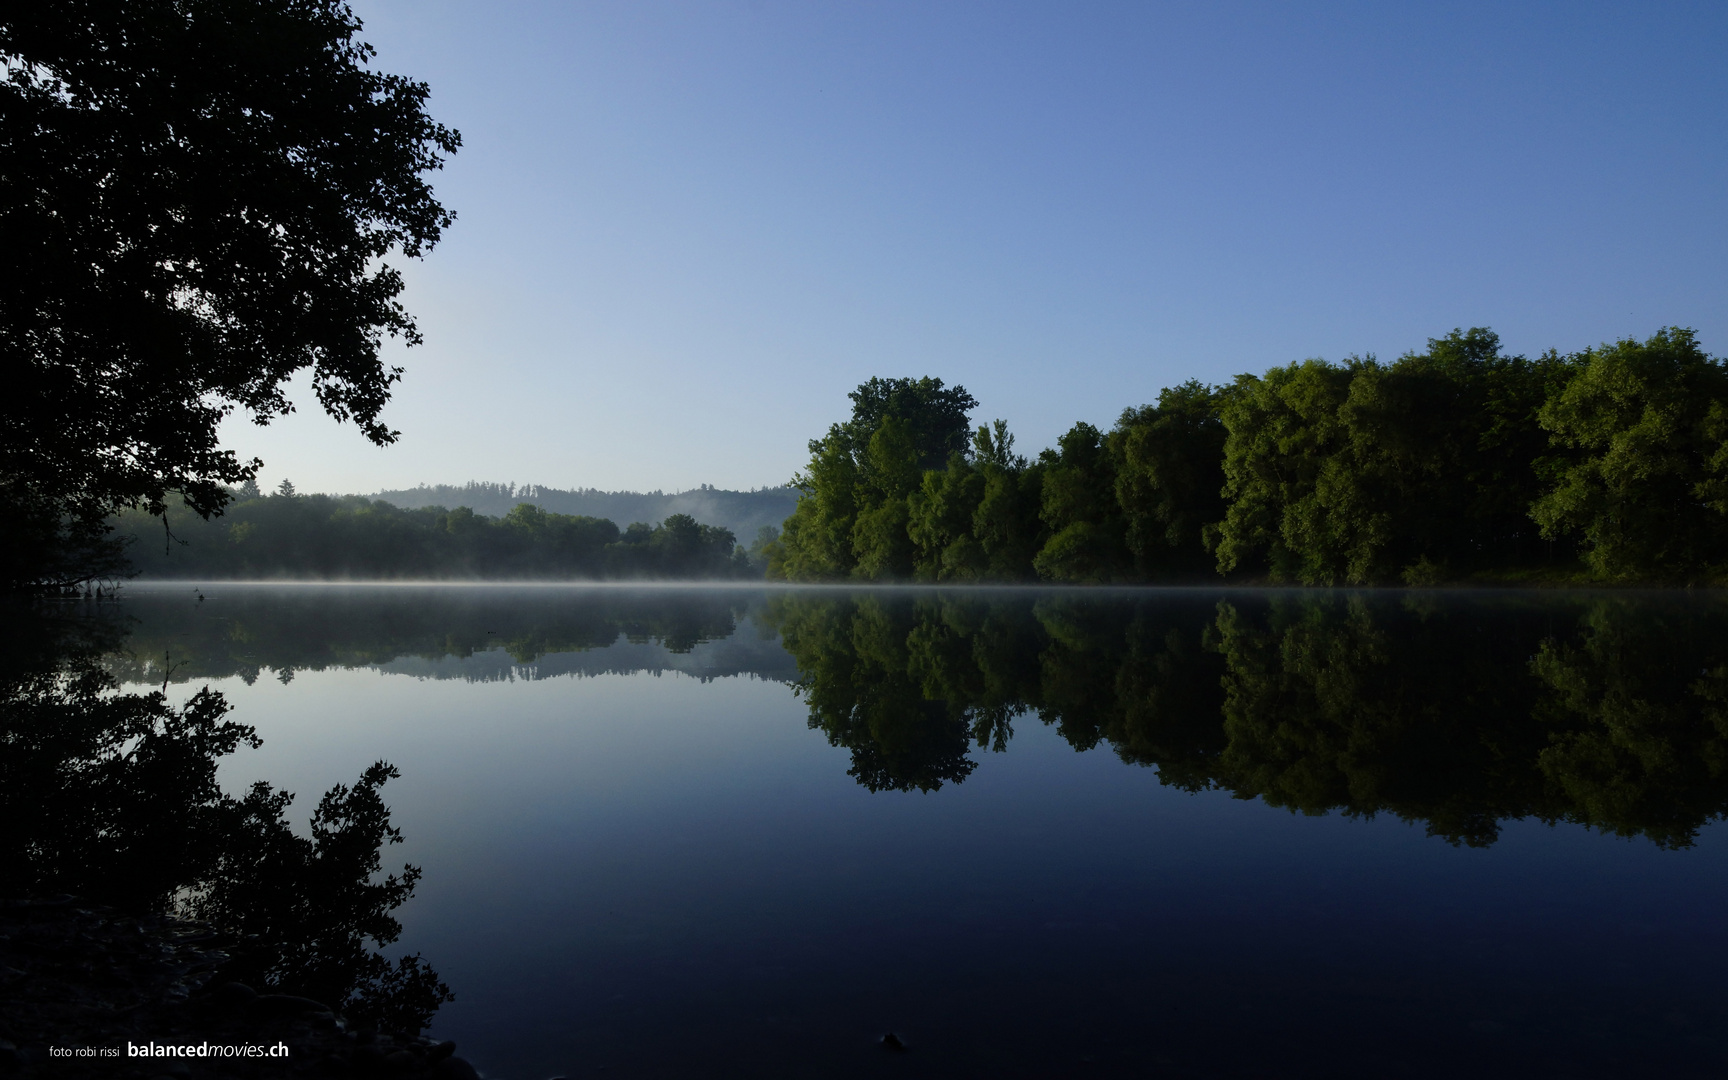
[765,591,1728,847]
[0,600,450,1036]
[110,587,753,686]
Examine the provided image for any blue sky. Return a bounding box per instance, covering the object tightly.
[224,0,1728,495]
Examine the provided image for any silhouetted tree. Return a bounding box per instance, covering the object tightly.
[1,1,459,588]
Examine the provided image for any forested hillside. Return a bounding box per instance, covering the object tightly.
[371,483,797,545]
[768,328,1728,586]
[116,493,758,580]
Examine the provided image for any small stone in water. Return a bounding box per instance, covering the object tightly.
[880,1032,907,1052]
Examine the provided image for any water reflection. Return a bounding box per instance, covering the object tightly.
[0,599,449,1035]
[107,585,1728,851]
[66,584,1728,1077]
[111,586,776,685]
[763,591,1728,848]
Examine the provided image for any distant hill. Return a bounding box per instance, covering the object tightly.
[370,482,799,543]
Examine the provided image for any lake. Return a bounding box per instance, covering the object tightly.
[86,584,1728,1076]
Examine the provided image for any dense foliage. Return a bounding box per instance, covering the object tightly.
[116,489,756,580]
[1,0,457,589]
[773,377,981,581]
[769,328,1728,585]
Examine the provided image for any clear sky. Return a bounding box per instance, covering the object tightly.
[223,0,1728,496]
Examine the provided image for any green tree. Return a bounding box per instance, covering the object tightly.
[1334,329,1566,582]
[1202,359,1347,580]
[970,422,1046,578]
[906,455,988,581]
[775,377,977,582]
[1,1,459,588]
[633,512,738,578]
[838,377,979,472]
[1211,359,1374,583]
[1531,328,1728,582]
[773,432,862,580]
[850,416,921,579]
[1112,380,1228,577]
[1211,330,1569,584]
[905,426,1045,583]
[1033,422,1130,582]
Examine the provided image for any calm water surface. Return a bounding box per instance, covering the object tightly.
[108,584,1728,1078]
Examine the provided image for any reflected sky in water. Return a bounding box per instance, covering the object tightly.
[113,584,1728,1078]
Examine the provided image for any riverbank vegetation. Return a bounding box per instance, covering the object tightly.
[117,491,761,580]
[768,328,1728,586]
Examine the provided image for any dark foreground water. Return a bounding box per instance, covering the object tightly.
[65,586,1728,1075]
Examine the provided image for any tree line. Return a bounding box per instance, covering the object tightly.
[117,487,763,580]
[766,327,1728,585]
[762,590,1728,849]
[372,482,799,548]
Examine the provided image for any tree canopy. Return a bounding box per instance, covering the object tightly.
[1531,328,1728,582]
[771,328,1728,586]
[774,376,979,581]
[1,0,459,588]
